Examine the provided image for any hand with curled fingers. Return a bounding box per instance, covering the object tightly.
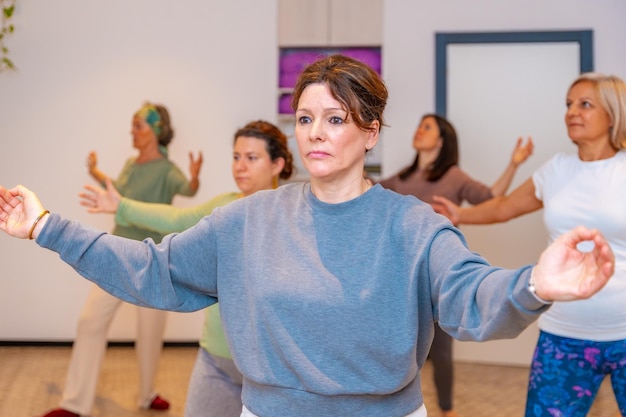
[0,185,48,240]
[532,226,615,302]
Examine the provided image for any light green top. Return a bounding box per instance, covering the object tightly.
[116,191,241,358]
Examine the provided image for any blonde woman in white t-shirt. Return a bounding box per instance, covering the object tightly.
[434,72,626,417]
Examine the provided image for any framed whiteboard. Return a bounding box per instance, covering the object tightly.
[435,30,593,365]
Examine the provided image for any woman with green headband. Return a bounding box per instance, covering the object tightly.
[79,119,294,417]
[38,102,203,417]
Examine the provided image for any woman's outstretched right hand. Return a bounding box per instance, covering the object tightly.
[510,136,534,167]
[0,185,47,239]
[79,178,122,214]
[432,195,461,226]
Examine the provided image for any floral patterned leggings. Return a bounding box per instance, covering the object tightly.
[525,330,626,417]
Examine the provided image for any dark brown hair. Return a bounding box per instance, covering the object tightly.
[399,114,459,182]
[233,120,293,180]
[291,54,388,133]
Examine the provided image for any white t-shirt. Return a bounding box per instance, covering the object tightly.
[533,150,626,341]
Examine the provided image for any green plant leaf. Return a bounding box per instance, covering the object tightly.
[2,57,15,69]
[1,1,16,73]
[3,5,15,18]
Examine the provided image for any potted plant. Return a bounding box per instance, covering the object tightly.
[1,0,16,72]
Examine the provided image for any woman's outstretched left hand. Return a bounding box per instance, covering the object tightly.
[79,178,121,214]
[532,226,615,302]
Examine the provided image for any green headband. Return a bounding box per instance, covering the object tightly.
[135,104,162,138]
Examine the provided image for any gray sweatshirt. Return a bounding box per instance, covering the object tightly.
[37,183,548,417]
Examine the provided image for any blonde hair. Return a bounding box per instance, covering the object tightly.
[569,72,626,149]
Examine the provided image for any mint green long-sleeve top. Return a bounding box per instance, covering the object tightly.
[116,191,241,358]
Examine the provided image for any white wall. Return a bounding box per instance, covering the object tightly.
[0,0,278,341]
[1,0,625,356]
[382,0,626,365]
[382,0,626,177]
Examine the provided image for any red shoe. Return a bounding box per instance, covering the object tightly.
[40,409,80,417]
[149,395,170,411]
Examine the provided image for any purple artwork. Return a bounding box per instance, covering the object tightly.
[278,47,381,114]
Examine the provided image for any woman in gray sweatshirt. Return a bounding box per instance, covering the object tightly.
[0,55,615,417]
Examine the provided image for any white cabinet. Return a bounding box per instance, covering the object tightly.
[279,0,329,46]
[279,0,383,46]
[329,0,383,46]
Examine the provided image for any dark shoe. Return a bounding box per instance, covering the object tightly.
[40,409,80,417]
[148,395,170,411]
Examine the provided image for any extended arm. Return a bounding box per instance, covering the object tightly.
[489,137,534,197]
[433,177,542,225]
[0,184,218,312]
[79,178,238,234]
[114,193,234,234]
[429,225,614,341]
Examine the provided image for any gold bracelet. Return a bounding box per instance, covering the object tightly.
[28,209,50,240]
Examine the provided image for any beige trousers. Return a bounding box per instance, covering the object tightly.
[59,285,167,415]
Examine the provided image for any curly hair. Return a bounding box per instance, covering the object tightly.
[152,104,175,147]
[233,120,293,180]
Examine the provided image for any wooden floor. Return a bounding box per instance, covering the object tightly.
[0,345,620,417]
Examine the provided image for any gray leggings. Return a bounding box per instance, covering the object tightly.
[427,323,454,411]
[185,348,244,417]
